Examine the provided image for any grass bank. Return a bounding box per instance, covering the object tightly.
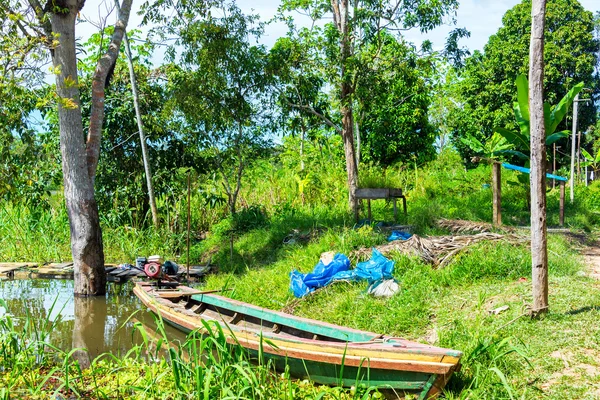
[201,226,597,399]
[1,148,599,398]
[0,299,380,399]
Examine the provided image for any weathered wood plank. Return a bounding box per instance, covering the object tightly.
[47,262,74,269]
[31,267,74,278]
[492,162,502,226]
[0,265,27,273]
[356,188,390,199]
[356,188,404,199]
[0,262,33,271]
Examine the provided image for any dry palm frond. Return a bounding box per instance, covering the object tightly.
[437,218,517,234]
[353,233,528,269]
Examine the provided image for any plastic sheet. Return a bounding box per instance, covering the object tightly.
[387,231,412,241]
[367,279,400,297]
[290,249,396,298]
[290,253,350,298]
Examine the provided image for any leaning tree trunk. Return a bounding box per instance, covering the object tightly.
[49,0,133,296]
[331,0,359,210]
[529,0,548,315]
[122,30,159,228]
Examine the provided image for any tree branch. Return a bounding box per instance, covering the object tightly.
[284,98,342,134]
[85,0,133,184]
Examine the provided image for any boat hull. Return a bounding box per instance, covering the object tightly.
[133,282,461,399]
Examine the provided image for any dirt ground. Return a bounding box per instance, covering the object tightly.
[583,243,600,280]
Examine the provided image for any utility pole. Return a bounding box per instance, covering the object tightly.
[552,144,556,189]
[570,93,578,203]
[570,94,591,203]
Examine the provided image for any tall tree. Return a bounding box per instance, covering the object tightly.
[355,33,437,165]
[529,0,548,314]
[279,0,463,207]
[449,0,598,163]
[0,0,134,295]
[149,1,271,215]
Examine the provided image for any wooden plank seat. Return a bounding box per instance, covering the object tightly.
[355,188,407,222]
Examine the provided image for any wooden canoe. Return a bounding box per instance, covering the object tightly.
[133,282,462,399]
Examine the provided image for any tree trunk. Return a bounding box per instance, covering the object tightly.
[529,0,549,315]
[51,1,106,296]
[331,0,359,210]
[121,26,159,228]
[355,111,361,168]
[48,0,133,296]
[341,99,359,209]
[300,119,306,171]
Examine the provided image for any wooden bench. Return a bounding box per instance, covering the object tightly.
[354,188,407,222]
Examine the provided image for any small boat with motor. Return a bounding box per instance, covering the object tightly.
[133,280,462,399]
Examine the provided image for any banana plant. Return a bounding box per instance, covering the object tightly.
[494,75,584,160]
[581,148,600,174]
[461,132,514,161]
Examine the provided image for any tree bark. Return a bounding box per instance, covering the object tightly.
[50,1,106,296]
[529,0,548,315]
[331,0,359,210]
[46,0,133,296]
[300,118,306,171]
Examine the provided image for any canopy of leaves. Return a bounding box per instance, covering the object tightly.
[356,34,437,164]
[448,0,598,163]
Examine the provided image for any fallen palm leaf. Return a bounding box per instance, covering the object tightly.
[353,232,528,268]
[437,218,516,234]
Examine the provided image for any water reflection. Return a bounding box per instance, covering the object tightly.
[0,278,187,359]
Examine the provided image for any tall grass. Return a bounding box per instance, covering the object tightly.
[0,299,381,399]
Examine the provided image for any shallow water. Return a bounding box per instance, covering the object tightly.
[0,278,187,359]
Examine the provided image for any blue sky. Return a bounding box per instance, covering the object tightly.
[250,0,599,51]
[79,0,599,54]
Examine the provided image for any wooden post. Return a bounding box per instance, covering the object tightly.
[559,181,565,227]
[552,144,556,189]
[529,0,549,315]
[186,170,191,281]
[402,196,407,216]
[492,162,502,226]
[393,198,397,222]
[367,199,372,222]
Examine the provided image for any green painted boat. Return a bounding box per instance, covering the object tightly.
[134,282,462,399]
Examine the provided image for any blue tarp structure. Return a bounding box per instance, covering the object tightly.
[501,163,567,182]
[290,249,395,298]
[387,231,412,241]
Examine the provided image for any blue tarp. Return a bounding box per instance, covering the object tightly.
[387,231,412,241]
[290,253,350,298]
[501,163,568,182]
[290,249,395,298]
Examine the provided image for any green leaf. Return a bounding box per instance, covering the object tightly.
[581,148,593,162]
[515,75,529,121]
[513,102,530,138]
[543,103,551,133]
[494,127,529,150]
[460,135,484,154]
[496,149,529,160]
[545,130,568,146]
[548,82,584,134]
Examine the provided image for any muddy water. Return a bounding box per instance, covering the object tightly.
[0,278,187,360]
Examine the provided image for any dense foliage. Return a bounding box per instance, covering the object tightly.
[448,0,599,163]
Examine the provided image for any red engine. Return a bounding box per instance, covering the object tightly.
[144,262,162,278]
